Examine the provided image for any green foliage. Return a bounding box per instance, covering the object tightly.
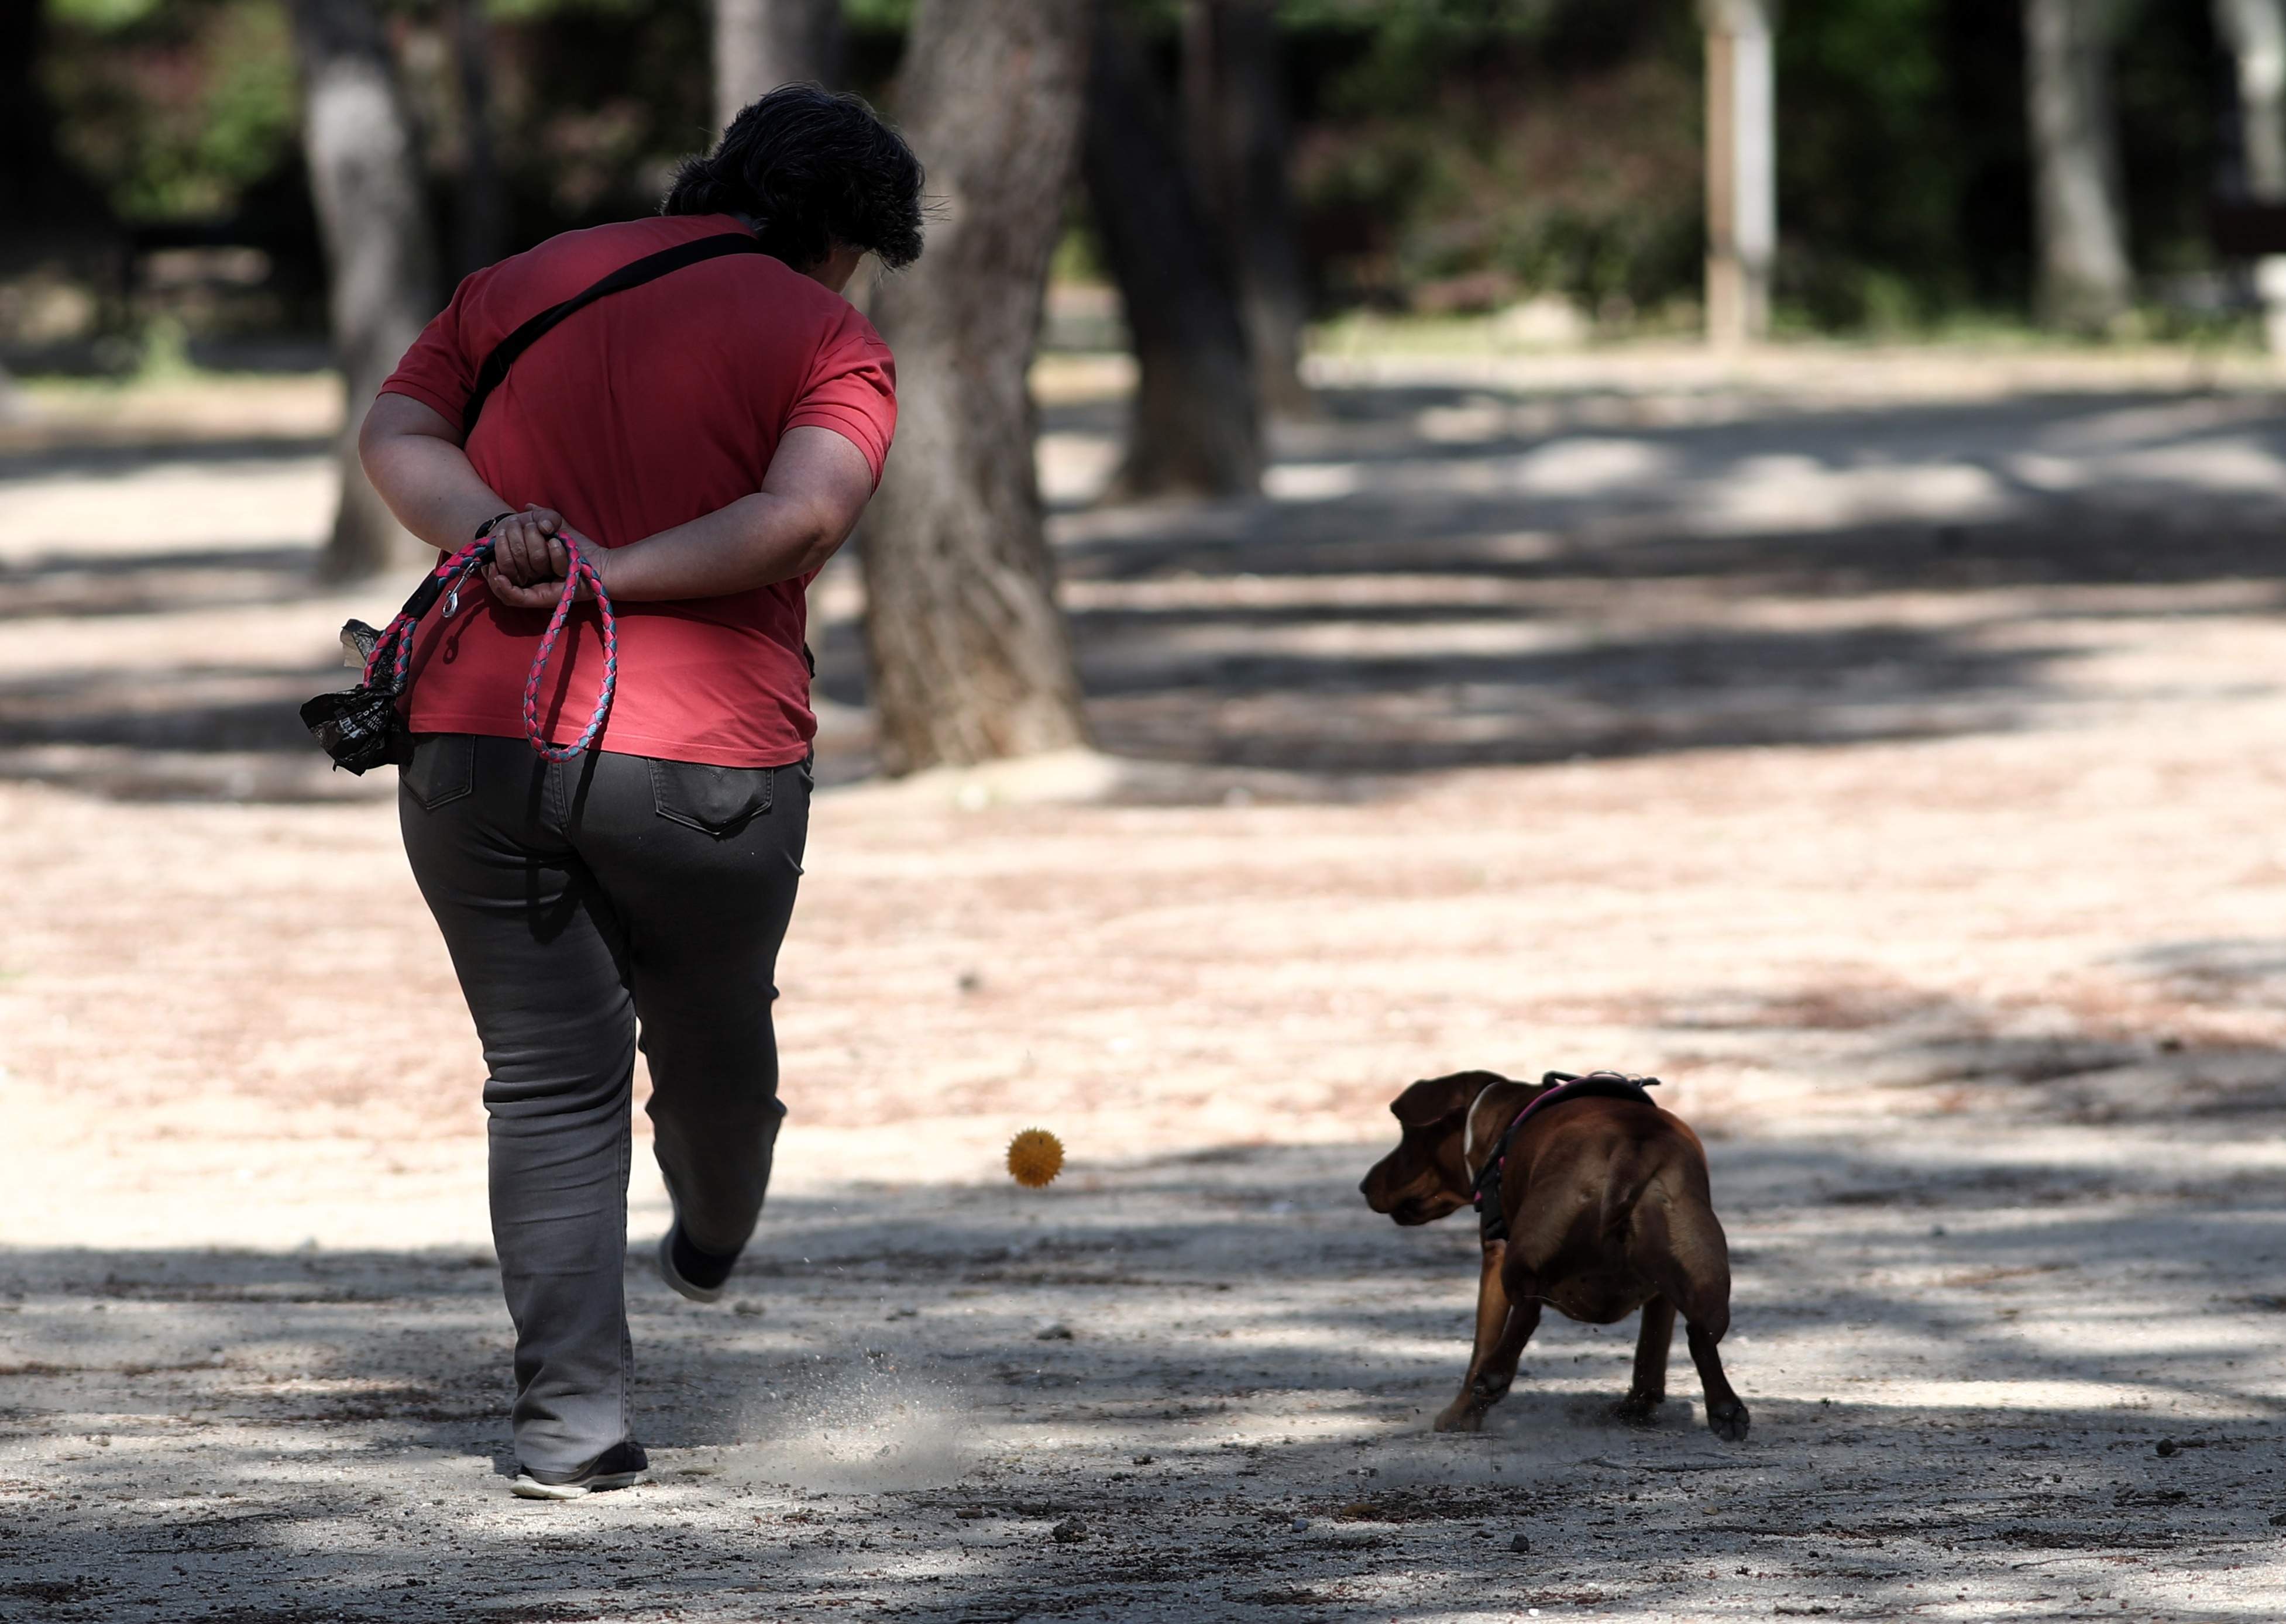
[2113,0,2220,279]
[483,0,654,21]
[1775,0,2218,332]
[26,0,2239,342]
[1776,0,1972,326]
[44,0,298,222]
[1284,0,1559,107]
[47,0,168,30]
[1286,0,1702,315]
[840,0,913,28]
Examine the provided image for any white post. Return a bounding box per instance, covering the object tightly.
[1703,0,1776,349]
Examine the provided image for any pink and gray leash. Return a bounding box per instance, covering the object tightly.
[362,536,617,762]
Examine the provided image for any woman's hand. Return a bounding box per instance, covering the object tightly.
[482,507,610,610]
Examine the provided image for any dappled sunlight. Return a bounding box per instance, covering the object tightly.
[6,1124,2285,1618]
[10,360,2286,1616]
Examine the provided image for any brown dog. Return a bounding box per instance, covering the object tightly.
[1360,1069,1749,1441]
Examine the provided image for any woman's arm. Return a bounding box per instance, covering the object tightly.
[357,393,515,552]
[589,426,876,603]
[356,390,878,610]
[479,425,878,610]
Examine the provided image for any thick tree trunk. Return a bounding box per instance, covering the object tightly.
[714,0,845,126]
[291,0,442,580]
[0,2,66,228]
[2216,0,2286,350]
[452,0,507,278]
[2023,0,2134,332]
[860,0,1094,776]
[1181,0,1314,418]
[1,0,114,254]
[1083,0,1261,499]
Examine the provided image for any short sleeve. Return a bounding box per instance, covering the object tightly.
[784,312,898,486]
[377,270,486,430]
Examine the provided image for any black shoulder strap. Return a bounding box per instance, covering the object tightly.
[460,232,769,437]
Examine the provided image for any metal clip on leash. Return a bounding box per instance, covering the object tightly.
[360,536,617,762]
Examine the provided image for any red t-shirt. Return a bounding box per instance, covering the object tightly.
[378,214,896,766]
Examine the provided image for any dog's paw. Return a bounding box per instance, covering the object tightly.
[1613,1394,1664,1427]
[1706,1398,1750,1443]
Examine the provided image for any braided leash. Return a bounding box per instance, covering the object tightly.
[361,536,617,761]
[520,545,616,761]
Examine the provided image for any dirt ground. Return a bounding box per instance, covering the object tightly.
[4,346,2286,1622]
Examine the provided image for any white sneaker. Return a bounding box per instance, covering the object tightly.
[657,1224,730,1305]
[510,1441,652,1499]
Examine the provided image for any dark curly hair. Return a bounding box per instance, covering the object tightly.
[662,85,924,271]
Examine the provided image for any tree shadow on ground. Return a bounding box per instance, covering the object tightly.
[825,383,2286,775]
[0,545,325,622]
[10,383,2286,797]
[6,1077,2284,1620]
[0,436,334,483]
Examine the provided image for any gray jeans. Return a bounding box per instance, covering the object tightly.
[398,732,807,1472]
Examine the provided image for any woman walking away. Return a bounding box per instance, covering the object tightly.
[357,87,923,1498]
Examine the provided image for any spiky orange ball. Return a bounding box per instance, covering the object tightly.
[1006,1128,1064,1189]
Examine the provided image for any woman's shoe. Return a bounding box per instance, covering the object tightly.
[657,1221,737,1304]
[510,1440,652,1500]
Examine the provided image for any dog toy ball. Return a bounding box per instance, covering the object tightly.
[1006,1128,1064,1189]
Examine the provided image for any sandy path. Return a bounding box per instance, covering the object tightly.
[4,1124,2281,1622]
[4,352,2286,1620]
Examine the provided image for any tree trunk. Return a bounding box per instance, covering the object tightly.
[0,1,66,228]
[860,0,1094,776]
[1181,0,1314,418]
[291,0,442,581]
[1083,0,1261,499]
[2215,0,2286,350]
[452,0,507,278]
[2023,0,2134,332]
[1,0,114,253]
[714,0,845,126]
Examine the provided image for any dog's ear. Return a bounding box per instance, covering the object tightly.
[1390,1070,1510,1128]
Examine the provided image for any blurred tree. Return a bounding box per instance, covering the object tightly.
[2217,0,2286,193]
[451,0,507,276]
[1776,0,2018,326]
[290,0,440,578]
[714,0,844,126]
[3,1,108,413]
[1182,0,1314,417]
[861,0,1094,774]
[42,0,301,227]
[2023,0,2134,330]
[3,2,110,242]
[1083,0,1260,498]
[2215,0,2286,348]
[1280,1,1703,318]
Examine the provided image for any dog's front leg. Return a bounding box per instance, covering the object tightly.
[1433,1239,1508,1432]
[1434,1241,1538,1433]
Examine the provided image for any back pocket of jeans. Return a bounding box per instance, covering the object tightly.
[649,758,774,837]
[401,733,475,810]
